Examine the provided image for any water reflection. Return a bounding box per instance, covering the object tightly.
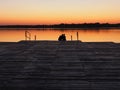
[0,28,120,42]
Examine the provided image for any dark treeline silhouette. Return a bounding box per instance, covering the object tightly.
[0,23,120,28]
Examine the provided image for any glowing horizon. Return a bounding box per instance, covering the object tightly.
[0,0,120,25]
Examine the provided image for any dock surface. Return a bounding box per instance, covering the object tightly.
[0,41,120,90]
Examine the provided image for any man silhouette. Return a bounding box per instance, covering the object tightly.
[58,34,66,41]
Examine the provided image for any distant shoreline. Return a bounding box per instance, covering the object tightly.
[0,23,120,29]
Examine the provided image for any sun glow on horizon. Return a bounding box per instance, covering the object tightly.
[0,0,120,25]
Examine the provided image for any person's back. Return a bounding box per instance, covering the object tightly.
[58,34,66,41]
[58,35,62,41]
[62,34,66,41]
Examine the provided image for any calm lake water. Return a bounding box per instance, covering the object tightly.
[0,28,120,43]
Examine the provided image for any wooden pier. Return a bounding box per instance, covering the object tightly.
[0,41,120,90]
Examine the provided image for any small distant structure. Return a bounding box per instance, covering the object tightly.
[58,34,66,41]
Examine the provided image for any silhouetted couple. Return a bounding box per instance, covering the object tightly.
[58,34,66,41]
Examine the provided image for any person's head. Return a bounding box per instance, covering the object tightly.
[62,34,65,36]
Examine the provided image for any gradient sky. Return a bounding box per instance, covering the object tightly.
[0,0,120,25]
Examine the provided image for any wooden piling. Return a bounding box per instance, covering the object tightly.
[35,35,37,41]
[71,35,73,41]
[77,32,79,41]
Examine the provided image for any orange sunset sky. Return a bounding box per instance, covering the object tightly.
[0,0,120,25]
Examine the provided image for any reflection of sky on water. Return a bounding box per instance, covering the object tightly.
[0,29,120,43]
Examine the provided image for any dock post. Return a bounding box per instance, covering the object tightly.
[29,33,31,40]
[35,35,37,41]
[77,32,79,41]
[71,35,73,41]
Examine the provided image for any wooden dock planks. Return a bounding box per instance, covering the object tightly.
[0,41,120,90]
